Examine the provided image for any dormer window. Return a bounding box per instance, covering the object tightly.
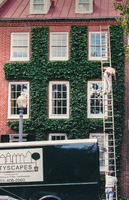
[75,0,93,14]
[30,0,51,14]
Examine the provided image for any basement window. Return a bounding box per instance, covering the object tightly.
[90,133,108,172]
[48,133,67,141]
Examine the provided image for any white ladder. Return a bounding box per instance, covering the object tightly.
[100,25,118,200]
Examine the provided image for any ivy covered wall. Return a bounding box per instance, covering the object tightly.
[4,24,125,197]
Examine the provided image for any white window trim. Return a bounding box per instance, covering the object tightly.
[8,82,30,119]
[89,32,108,61]
[48,133,67,141]
[10,32,30,61]
[50,32,69,61]
[87,81,107,119]
[9,134,28,142]
[75,0,93,14]
[30,0,51,14]
[49,81,70,119]
[90,133,108,172]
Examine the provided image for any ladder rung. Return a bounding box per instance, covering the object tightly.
[106,158,115,160]
[105,115,113,117]
[108,152,115,154]
[105,134,114,136]
[109,164,115,166]
[104,103,113,105]
[105,128,113,130]
[104,121,113,123]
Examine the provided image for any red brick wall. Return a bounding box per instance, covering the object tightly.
[0,19,118,135]
[0,26,31,135]
[120,34,129,198]
[0,19,128,197]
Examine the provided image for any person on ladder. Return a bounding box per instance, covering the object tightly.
[105,170,117,200]
[103,66,117,94]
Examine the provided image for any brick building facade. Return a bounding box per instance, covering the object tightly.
[0,0,128,198]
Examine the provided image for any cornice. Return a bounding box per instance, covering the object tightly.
[0,17,121,27]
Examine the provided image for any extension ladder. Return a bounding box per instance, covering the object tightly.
[100,25,118,200]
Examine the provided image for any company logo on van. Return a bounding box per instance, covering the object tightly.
[0,148,43,183]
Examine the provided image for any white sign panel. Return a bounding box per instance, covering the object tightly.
[0,148,43,183]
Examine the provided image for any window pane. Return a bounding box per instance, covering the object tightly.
[63,108,67,114]
[34,5,44,11]
[84,4,89,11]
[52,136,56,140]
[96,34,100,44]
[91,46,96,57]
[91,34,95,45]
[96,46,101,57]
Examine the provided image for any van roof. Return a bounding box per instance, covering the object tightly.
[0,138,97,148]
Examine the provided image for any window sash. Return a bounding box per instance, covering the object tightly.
[49,81,69,119]
[50,32,68,61]
[78,0,90,11]
[11,33,29,61]
[9,134,28,142]
[90,133,108,172]
[48,133,67,141]
[89,32,107,60]
[87,81,107,118]
[76,0,93,13]
[33,0,44,11]
[8,82,29,119]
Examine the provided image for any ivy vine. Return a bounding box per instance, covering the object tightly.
[4,24,125,198]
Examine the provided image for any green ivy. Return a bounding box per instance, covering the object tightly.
[4,24,125,198]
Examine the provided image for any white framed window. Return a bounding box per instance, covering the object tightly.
[49,81,70,119]
[50,32,69,61]
[75,0,93,14]
[87,81,107,118]
[90,133,108,172]
[48,133,67,141]
[89,32,108,60]
[8,82,29,119]
[10,33,29,61]
[9,134,28,142]
[30,0,51,14]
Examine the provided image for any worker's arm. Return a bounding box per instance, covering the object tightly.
[114,71,117,81]
[106,171,110,175]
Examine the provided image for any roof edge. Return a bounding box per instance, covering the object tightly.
[0,16,121,21]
